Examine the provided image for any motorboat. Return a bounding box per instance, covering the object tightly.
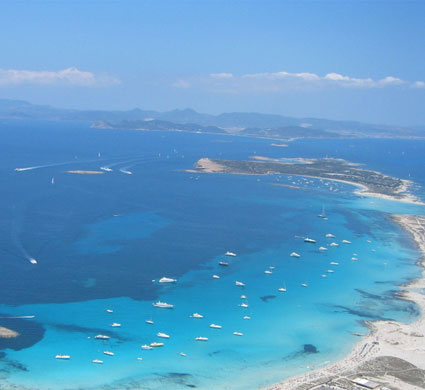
[153,301,174,309]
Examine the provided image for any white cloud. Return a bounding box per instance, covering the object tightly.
[173,70,423,93]
[0,67,120,87]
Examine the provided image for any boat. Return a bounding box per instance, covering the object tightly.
[264,270,272,274]
[159,277,177,283]
[94,334,110,340]
[301,283,308,287]
[304,238,316,243]
[290,252,301,258]
[29,258,38,264]
[330,242,339,247]
[327,269,334,273]
[243,316,251,320]
[321,274,327,278]
[100,167,113,172]
[278,287,287,292]
[239,303,249,308]
[145,320,154,325]
[342,240,352,244]
[179,352,187,357]
[157,332,170,338]
[235,281,245,287]
[209,324,222,329]
[225,251,237,257]
[317,205,326,218]
[51,177,55,184]
[152,301,174,309]
[240,295,247,299]
[218,261,229,266]
[330,261,339,265]
[141,345,153,350]
[119,169,132,175]
[105,309,113,313]
[103,351,115,356]
[150,342,164,347]
[326,233,336,238]
[137,357,144,360]
[190,313,204,319]
[351,257,358,261]
[319,246,328,251]
[269,266,275,270]
[212,274,220,279]
[55,355,71,360]
[233,331,243,336]
[110,323,121,327]
[92,359,104,364]
[195,336,208,341]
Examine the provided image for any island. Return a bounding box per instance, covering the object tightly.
[192,157,416,203]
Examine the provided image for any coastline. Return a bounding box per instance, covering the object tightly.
[264,214,425,390]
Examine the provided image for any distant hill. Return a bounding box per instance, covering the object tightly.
[1,98,424,140]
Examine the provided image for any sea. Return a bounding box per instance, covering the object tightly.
[0,119,424,390]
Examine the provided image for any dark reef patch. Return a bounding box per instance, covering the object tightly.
[303,344,318,353]
[260,295,276,302]
[0,315,45,351]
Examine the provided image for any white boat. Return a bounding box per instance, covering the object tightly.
[351,257,358,261]
[209,324,222,329]
[318,205,326,218]
[105,309,114,313]
[290,252,301,258]
[264,270,272,274]
[195,336,208,341]
[301,283,308,287]
[342,240,352,244]
[327,269,334,273]
[55,355,71,360]
[29,258,38,264]
[100,167,113,172]
[326,233,336,238]
[159,277,177,283]
[330,242,339,247]
[190,313,204,319]
[278,287,287,292]
[137,357,144,360]
[157,332,170,339]
[321,274,327,278]
[233,331,243,336]
[218,261,229,266]
[239,303,248,308]
[51,177,55,184]
[225,251,237,257]
[240,295,247,299]
[119,169,132,175]
[150,342,164,347]
[330,261,339,265]
[141,345,153,350]
[103,351,115,356]
[110,323,121,327]
[304,238,316,243]
[212,274,220,279]
[179,352,187,357]
[269,266,275,270]
[243,316,251,320]
[94,334,110,340]
[145,320,154,325]
[92,359,104,364]
[153,301,174,309]
[319,246,328,251]
[235,281,245,287]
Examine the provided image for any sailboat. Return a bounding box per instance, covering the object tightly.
[51,177,55,184]
[318,205,326,218]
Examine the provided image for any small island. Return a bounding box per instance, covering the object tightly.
[192,157,415,202]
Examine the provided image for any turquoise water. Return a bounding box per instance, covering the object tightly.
[0,119,424,389]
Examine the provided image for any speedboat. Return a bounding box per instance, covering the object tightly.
[29,258,38,264]
[159,277,177,283]
[150,342,164,347]
[225,251,237,256]
[209,324,222,329]
[290,252,301,258]
[94,334,110,340]
[264,270,272,274]
[110,323,121,327]
[304,238,316,243]
[212,274,220,279]
[145,320,154,324]
[92,359,104,364]
[218,261,229,266]
[179,352,187,357]
[301,283,308,287]
[105,309,114,313]
[153,301,174,309]
[157,332,170,338]
[243,316,251,320]
[190,313,204,318]
[55,355,71,360]
[278,287,287,292]
[103,351,115,356]
[235,281,245,287]
[233,331,243,336]
[100,167,113,172]
[195,336,208,341]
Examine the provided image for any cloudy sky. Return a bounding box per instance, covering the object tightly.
[1,0,424,125]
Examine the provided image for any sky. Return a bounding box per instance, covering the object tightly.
[1,0,425,126]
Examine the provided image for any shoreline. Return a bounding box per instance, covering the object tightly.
[264,214,425,390]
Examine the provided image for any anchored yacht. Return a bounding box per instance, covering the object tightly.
[92,359,104,364]
[153,301,174,309]
[190,313,204,318]
[209,324,222,329]
[195,336,208,341]
[159,277,177,283]
[290,252,301,258]
[304,238,316,243]
[235,281,245,287]
[225,251,237,256]
[103,351,115,356]
[55,355,71,360]
[157,332,170,339]
[94,334,110,340]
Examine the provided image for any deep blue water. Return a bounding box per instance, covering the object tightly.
[0,119,424,389]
